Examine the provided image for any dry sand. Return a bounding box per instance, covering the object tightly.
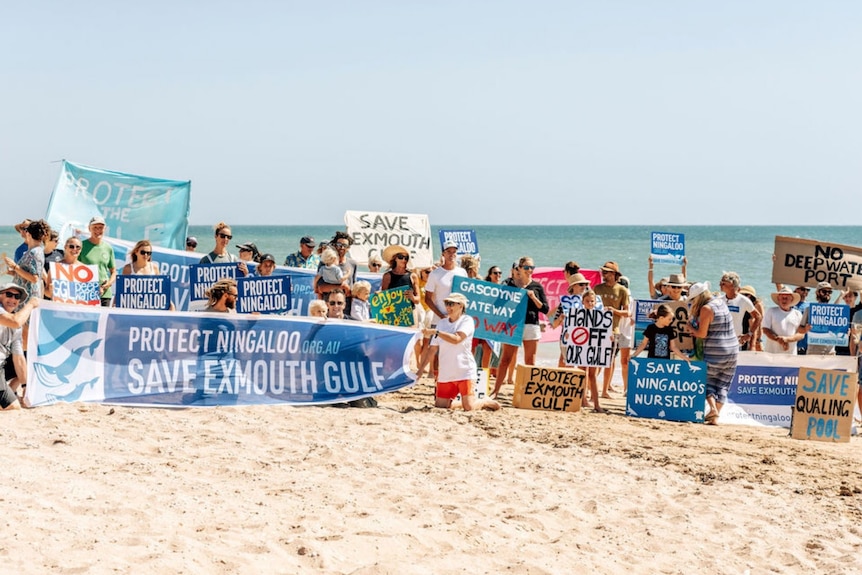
[4,377,862,574]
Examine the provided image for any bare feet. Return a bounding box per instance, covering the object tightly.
[601,393,613,399]
[593,407,606,413]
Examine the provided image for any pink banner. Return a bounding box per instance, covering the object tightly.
[533,267,601,343]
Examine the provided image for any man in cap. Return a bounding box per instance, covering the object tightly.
[762,287,805,354]
[719,271,761,349]
[416,292,500,411]
[236,242,261,263]
[78,216,116,306]
[594,261,630,397]
[185,237,198,252]
[0,282,39,410]
[284,236,320,270]
[799,281,838,355]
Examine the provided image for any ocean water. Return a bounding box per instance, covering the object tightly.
[2,224,861,304]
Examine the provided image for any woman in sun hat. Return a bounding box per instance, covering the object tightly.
[380,244,420,306]
[685,281,738,425]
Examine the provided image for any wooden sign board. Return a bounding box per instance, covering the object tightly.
[512,364,586,413]
[791,367,856,443]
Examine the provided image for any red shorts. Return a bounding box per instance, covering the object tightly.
[436,379,473,400]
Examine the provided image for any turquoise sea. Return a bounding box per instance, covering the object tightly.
[2,224,861,304]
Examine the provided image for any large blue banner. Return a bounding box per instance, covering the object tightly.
[46,160,191,250]
[452,277,526,345]
[26,303,419,407]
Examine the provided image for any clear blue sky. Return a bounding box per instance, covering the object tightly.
[3,1,860,226]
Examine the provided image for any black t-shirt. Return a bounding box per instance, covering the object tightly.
[644,323,677,359]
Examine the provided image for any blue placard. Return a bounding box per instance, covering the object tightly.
[807,303,850,346]
[626,358,707,423]
[438,229,479,256]
[188,263,240,305]
[650,231,685,265]
[452,276,526,345]
[27,303,419,407]
[114,275,172,310]
[236,275,292,314]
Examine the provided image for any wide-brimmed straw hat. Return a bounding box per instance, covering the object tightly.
[382,244,410,264]
[600,261,621,275]
[444,293,468,307]
[666,273,686,287]
[567,272,590,287]
[739,285,757,298]
[771,287,801,306]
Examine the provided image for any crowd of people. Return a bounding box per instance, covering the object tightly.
[4,217,862,418]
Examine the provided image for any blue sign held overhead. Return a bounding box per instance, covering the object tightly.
[438,229,479,256]
[650,231,685,265]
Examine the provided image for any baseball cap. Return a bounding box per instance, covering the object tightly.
[442,240,458,251]
[300,236,316,247]
[89,216,106,226]
[260,253,276,263]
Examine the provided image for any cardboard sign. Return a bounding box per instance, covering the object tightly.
[772,236,862,290]
[512,365,586,412]
[633,299,693,352]
[533,267,602,344]
[626,358,707,423]
[791,367,855,442]
[650,231,685,265]
[807,303,850,346]
[562,307,615,367]
[344,210,433,268]
[371,286,414,326]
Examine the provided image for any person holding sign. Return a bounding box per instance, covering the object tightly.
[417,293,500,411]
[200,222,249,278]
[122,240,160,276]
[5,219,50,301]
[79,216,116,306]
[762,288,805,355]
[632,304,689,361]
[685,282,738,425]
[380,244,420,306]
[492,257,549,399]
[0,283,39,411]
[571,290,605,413]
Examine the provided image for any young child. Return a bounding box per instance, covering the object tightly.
[318,247,344,285]
[308,299,328,318]
[350,280,372,321]
[632,304,689,360]
[577,289,604,413]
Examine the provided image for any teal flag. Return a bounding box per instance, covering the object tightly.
[46,160,191,250]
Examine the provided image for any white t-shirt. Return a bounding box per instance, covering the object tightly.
[724,293,755,337]
[432,314,476,383]
[762,306,803,355]
[424,266,468,326]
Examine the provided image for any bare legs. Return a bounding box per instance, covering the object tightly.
[492,343,519,398]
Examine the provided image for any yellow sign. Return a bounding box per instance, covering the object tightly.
[512,365,586,413]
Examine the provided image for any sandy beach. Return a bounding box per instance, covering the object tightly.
[5,375,862,575]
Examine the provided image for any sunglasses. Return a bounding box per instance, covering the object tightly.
[140,250,152,256]
[228,291,238,297]
[66,245,82,250]
[186,242,197,247]
[395,254,409,260]
[369,263,381,268]
[491,271,502,275]
[444,301,459,307]
[218,233,233,240]
[521,265,535,271]
[1,291,22,300]
[328,301,345,306]
[334,243,349,249]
